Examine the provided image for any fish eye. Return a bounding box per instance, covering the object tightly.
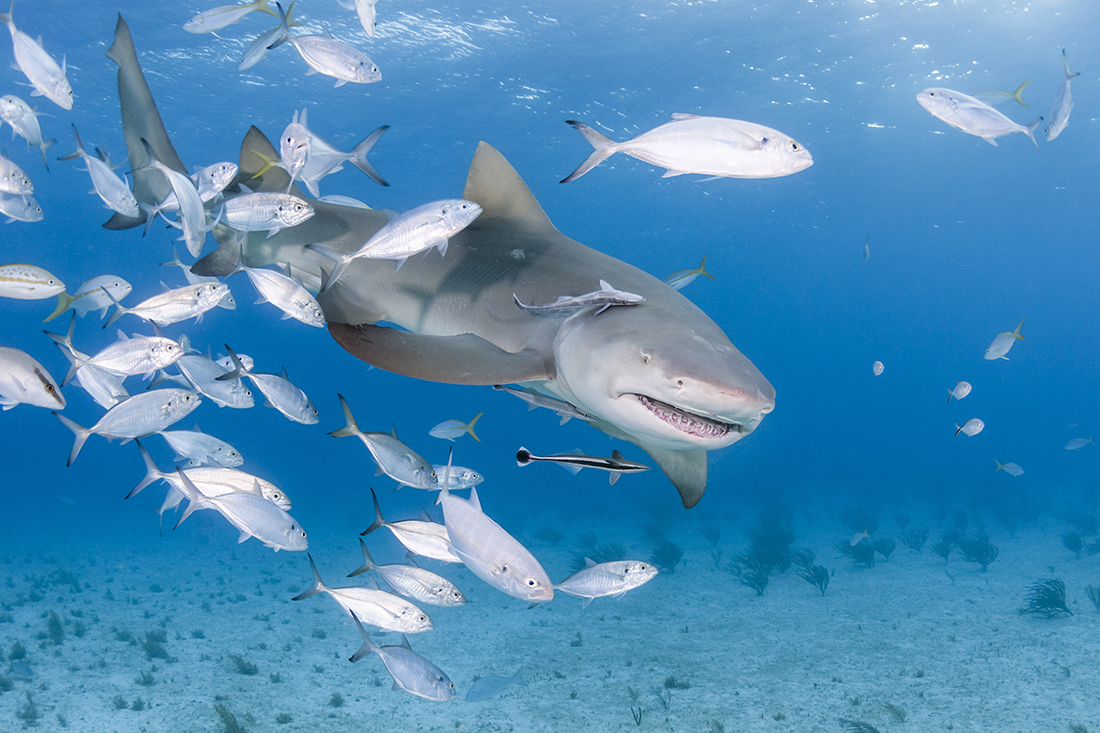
[525,577,537,587]
[789,142,800,151]
[45,384,55,393]
[642,353,650,364]
[47,279,56,285]
[928,91,935,96]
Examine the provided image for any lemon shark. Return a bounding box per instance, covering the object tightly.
[107,15,775,508]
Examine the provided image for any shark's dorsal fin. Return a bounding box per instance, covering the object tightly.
[463,142,557,235]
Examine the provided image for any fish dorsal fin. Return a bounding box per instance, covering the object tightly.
[584,557,596,568]
[363,575,380,591]
[670,113,701,120]
[599,280,612,291]
[611,449,626,462]
[462,142,557,234]
[399,634,412,650]
[469,486,482,512]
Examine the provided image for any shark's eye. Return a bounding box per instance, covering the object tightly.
[676,379,684,388]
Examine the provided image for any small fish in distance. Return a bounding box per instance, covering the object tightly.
[1045,50,1079,142]
[955,418,984,437]
[1065,436,1093,451]
[465,670,526,703]
[872,360,884,376]
[947,381,972,403]
[984,319,1024,360]
[995,460,1023,477]
[663,255,715,291]
[183,0,278,34]
[429,412,482,442]
[916,88,1041,148]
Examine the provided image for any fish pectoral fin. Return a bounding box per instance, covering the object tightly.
[328,323,556,385]
[982,137,999,147]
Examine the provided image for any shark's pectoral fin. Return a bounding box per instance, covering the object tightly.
[590,420,708,508]
[638,444,707,508]
[328,322,556,385]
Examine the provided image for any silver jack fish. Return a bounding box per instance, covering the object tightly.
[329,393,436,488]
[348,614,455,702]
[54,389,201,466]
[436,484,554,603]
[173,469,307,552]
[562,114,813,182]
[0,1,73,110]
[361,487,462,564]
[348,539,466,607]
[916,88,1042,148]
[217,344,318,424]
[554,559,658,608]
[292,554,432,633]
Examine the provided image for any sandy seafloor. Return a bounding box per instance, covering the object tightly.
[2,499,1098,733]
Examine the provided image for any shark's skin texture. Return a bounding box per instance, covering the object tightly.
[107,15,775,507]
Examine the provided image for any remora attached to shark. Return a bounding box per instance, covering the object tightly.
[107,14,775,508]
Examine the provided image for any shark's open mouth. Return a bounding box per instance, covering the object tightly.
[634,394,736,440]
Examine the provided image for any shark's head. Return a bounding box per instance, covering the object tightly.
[551,306,774,451]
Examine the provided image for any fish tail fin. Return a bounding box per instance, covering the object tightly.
[57,124,85,162]
[255,0,280,17]
[291,553,328,600]
[43,311,78,358]
[1023,119,1042,149]
[214,343,249,382]
[954,423,963,437]
[43,291,76,322]
[1062,50,1079,80]
[39,138,54,170]
[61,349,90,387]
[947,389,954,404]
[54,412,91,467]
[1009,80,1030,107]
[697,254,716,279]
[127,439,166,499]
[347,612,378,663]
[349,126,389,186]
[329,392,362,438]
[172,467,210,529]
[466,412,483,442]
[360,487,386,536]
[1013,318,1025,340]
[995,460,1004,472]
[561,121,618,183]
[102,286,130,329]
[0,3,10,25]
[347,537,375,577]
[249,149,281,178]
[516,447,532,467]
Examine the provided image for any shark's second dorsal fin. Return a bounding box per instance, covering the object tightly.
[232,126,306,198]
[463,142,557,235]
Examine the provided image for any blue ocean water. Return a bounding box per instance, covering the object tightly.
[2,0,1099,730]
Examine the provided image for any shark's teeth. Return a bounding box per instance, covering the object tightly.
[635,395,734,440]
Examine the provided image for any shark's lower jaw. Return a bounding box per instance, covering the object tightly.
[634,394,738,440]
